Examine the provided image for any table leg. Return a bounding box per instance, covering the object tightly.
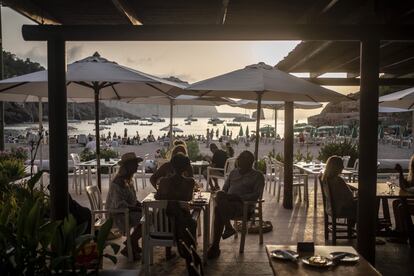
[87,166,92,187]
[314,175,318,210]
[203,201,211,264]
[400,198,414,247]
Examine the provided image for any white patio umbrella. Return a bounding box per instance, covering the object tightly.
[379,88,414,145]
[0,52,186,190]
[186,62,346,209]
[233,99,323,153]
[124,94,235,144]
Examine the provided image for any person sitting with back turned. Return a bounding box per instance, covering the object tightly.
[150,144,193,190]
[321,156,358,224]
[155,153,195,202]
[391,155,414,242]
[204,143,228,191]
[207,150,264,259]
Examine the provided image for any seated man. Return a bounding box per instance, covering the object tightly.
[155,153,195,202]
[207,151,264,259]
[205,143,228,191]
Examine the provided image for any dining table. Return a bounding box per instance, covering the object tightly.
[78,158,120,186]
[142,191,212,263]
[294,162,353,209]
[191,160,210,182]
[265,245,380,275]
[348,181,414,247]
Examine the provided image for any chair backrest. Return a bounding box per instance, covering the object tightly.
[71,153,81,165]
[342,156,351,168]
[319,175,336,218]
[224,157,237,177]
[353,159,359,170]
[139,154,149,175]
[263,157,273,175]
[85,185,103,211]
[143,200,174,238]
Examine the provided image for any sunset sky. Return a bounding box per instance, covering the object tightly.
[2,7,358,120]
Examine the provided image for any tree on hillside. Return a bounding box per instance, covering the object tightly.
[3,50,44,78]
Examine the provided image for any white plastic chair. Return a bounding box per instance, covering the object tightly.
[263,157,276,194]
[134,154,152,190]
[275,162,309,204]
[142,200,176,274]
[85,185,133,262]
[206,157,237,191]
[70,153,86,195]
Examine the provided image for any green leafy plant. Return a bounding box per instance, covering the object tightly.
[318,139,358,166]
[304,146,314,163]
[294,148,304,163]
[0,147,28,162]
[186,140,201,161]
[0,158,26,181]
[275,152,284,163]
[0,171,119,275]
[256,159,266,174]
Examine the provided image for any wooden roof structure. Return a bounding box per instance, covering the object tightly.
[5,0,414,26]
[276,41,414,77]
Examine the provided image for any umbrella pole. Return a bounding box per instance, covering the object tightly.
[283,101,293,209]
[169,100,174,148]
[274,107,278,154]
[94,86,102,191]
[254,93,263,165]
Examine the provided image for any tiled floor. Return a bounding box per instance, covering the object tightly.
[69,174,414,276]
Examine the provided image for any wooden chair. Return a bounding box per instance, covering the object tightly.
[319,176,356,245]
[206,157,237,191]
[233,182,265,253]
[142,200,176,274]
[70,153,86,195]
[134,154,151,190]
[275,162,309,204]
[85,185,133,262]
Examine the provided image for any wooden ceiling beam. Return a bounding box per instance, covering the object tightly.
[284,41,333,71]
[111,0,142,25]
[3,0,60,25]
[22,24,414,41]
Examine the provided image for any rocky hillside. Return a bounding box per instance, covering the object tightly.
[308,92,411,126]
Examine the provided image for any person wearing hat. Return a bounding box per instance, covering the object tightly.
[106,152,143,260]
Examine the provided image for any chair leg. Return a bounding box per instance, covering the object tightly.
[324,215,329,240]
[239,205,248,253]
[258,203,263,245]
[197,215,202,237]
[298,186,302,202]
[276,184,281,202]
[233,220,238,239]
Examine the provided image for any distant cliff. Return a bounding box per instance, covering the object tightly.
[308,92,411,126]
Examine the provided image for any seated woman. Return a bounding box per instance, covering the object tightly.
[392,155,414,240]
[150,144,193,189]
[106,152,143,260]
[155,153,195,201]
[321,156,357,223]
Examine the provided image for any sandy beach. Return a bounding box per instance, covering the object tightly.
[6,138,412,162]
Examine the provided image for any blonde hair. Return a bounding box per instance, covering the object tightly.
[409,155,414,182]
[322,156,344,182]
[167,144,188,160]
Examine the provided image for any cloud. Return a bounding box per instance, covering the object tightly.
[23,45,47,66]
[126,56,153,66]
[67,45,85,62]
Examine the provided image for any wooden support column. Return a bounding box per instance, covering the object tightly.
[48,39,68,220]
[357,39,379,265]
[283,101,293,209]
[0,7,4,151]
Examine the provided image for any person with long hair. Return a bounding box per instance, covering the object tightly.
[392,155,414,241]
[150,144,193,189]
[321,156,357,222]
[106,152,143,260]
